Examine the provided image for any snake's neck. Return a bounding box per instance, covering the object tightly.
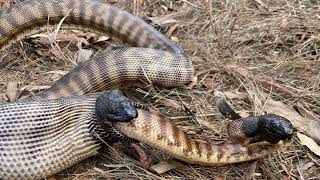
[91,121,137,147]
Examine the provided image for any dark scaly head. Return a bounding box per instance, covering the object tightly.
[257,114,294,144]
[93,90,138,145]
[95,90,137,123]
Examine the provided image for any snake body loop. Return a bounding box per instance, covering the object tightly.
[0,0,183,53]
[1,0,193,100]
[0,94,99,179]
[27,47,193,101]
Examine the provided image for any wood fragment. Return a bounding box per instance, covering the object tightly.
[6,81,19,102]
[151,160,184,174]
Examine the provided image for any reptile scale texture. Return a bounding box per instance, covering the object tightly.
[0,0,291,179]
[0,0,193,100]
[0,92,284,179]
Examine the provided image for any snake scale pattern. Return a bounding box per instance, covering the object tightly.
[0,91,286,179]
[0,0,293,179]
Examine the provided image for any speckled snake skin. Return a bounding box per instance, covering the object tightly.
[0,0,290,179]
[0,0,192,100]
[0,92,284,179]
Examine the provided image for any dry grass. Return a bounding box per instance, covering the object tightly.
[1,0,320,179]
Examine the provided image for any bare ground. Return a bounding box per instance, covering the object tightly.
[1,0,320,179]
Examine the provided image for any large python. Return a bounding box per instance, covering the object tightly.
[0,0,293,179]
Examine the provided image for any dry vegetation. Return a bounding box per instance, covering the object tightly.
[1,0,320,179]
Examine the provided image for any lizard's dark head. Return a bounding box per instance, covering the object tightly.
[95,90,137,123]
[258,114,294,144]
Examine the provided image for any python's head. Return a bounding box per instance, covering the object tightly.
[258,114,294,144]
[95,90,137,123]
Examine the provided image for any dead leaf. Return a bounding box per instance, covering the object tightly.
[151,160,184,174]
[31,36,52,46]
[170,36,179,43]
[50,73,62,82]
[6,81,19,102]
[102,164,127,168]
[280,17,290,32]
[259,77,290,93]
[2,93,7,101]
[297,133,320,156]
[225,64,249,76]
[245,161,258,180]
[187,76,198,90]
[238,110,250,118]
[179,126,198,135]
[49,48,63,62]
[294,67,312,76]
[202,78,217,89]
[214,175,224,180]
[214,90,248,100]
[254,0,269,10]
[195,67,219,77]
[74,49,93,63]
[187,67,220,90]
[46,70,68,76]
[0,52,9,68]
[223,64,291,94]
[93,167,107,175]
[196,118,222,133]
[20,84,50,92]
[158,99,181,109]
[76,37,89,49]
[149,16,177,25]
[299,161,315,171]
[295,103,319,121]
[30,32,79,46]
[30,69,38,81]
[94,36,110,43]
[148,12,180,26]
[166,24,179,37]
[264,98,320,144]
[45,70,67,82]
[282,176,291,180]
[210,48,220,62]
[131,143,152,169]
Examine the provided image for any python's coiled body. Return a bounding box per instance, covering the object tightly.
[0,0,192,100]
[0,0,183,53]
[28,47,192,100]
[0,95,99,179]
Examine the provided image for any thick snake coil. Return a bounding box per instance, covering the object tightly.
[0,0,292,179]
[0,0,191,100]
